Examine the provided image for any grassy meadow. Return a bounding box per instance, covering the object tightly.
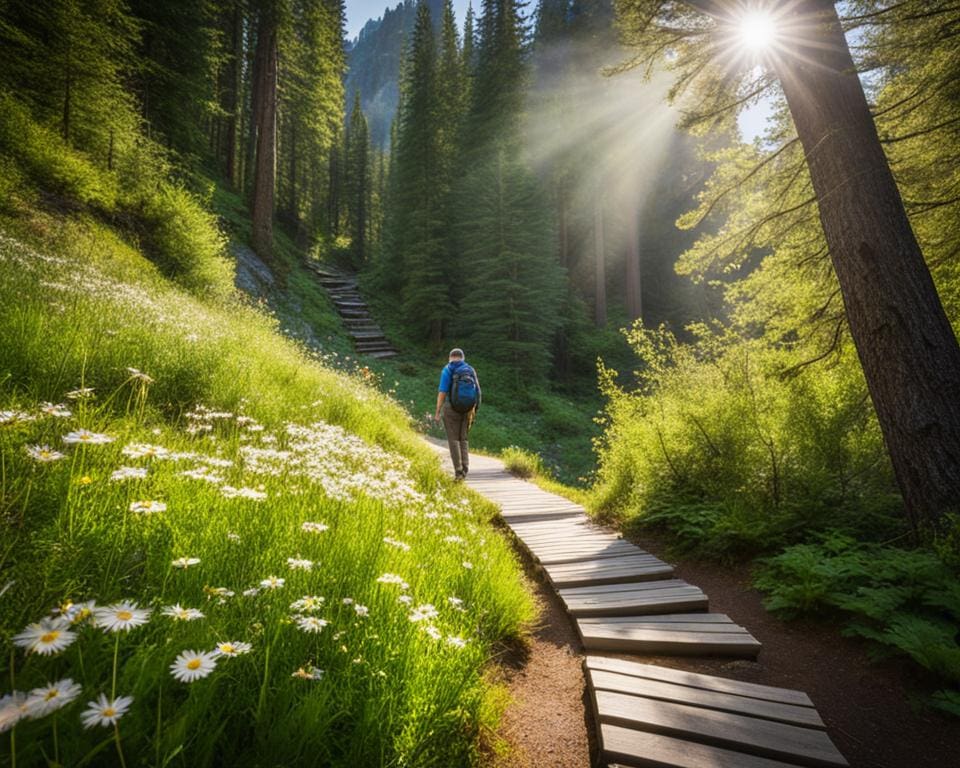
[0,207,534,766]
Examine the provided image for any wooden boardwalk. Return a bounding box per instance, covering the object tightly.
[426,441,847,767]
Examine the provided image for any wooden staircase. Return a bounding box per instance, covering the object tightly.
[305,262,398,360]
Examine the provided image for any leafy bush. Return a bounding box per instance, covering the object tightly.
[139,184,234,299]
[755,534,960,707]
[591,323,902,549]
[501,446,546,479]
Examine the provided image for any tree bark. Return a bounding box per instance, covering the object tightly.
[770,0,960,530]
[250,10,278,259]
[594,191,606,328]
[224,1,242,186]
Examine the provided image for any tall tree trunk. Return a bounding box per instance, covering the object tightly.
[771,0,960,531]
[625,202,642,323]
[250,10,278,259]
[594,192,606,328]
[224,2,241,186]
[288,119,297,223]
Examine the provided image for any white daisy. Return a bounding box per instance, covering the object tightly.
[62,429,113,445]
[93,601,151,633]
[25,678,82,719]
[376,573,409,589]
[171,557,200,569]
[423,625,442,640]
[122,443,169,460]
[80,694,132,728]
[287,557,313,571]
[448,596,464,608]
[462,561,473,570]
[56,599,97,625]
[295,616,328,634]
[0,692,28,733]
[397,595,413,605]
[383,536,411,552]
[300,521,328,534]
[291,665,324,680]
[25,445,65,463]
[126,368,154,383]
[259,576,285,590]
[65,387,95,400]
[242,587,259,597]
[161,604,204,622]
[408,604,438,623]
[221,486,267,501]
[353,604,369,617]
[13,618,77,655]
[290,596,325,613]
[170,650,217,683]
[204,586,235,600]
[446,635,468,648]
[40,402,72,418]
[227,532,241,542]
[213,641,252,658]
[110,466,147,482]
[341,597,353,606]
[129,500,166,514]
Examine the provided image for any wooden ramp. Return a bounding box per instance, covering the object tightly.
[586,657,847,767]
[424,440,846,767]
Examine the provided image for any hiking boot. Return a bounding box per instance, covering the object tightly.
[454,470,465,482]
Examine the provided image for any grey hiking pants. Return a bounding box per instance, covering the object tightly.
[442,403,473,473]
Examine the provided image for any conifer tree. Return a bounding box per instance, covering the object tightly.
[392,1,451,344]
[344,92,370,264]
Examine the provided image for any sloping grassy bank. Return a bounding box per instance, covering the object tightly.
[0,202,534,765]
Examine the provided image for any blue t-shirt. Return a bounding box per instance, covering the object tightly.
[439,360,479,396]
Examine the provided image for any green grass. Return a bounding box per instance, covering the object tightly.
[0,205,535,766]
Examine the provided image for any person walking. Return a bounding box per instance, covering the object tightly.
[434,348,481,481]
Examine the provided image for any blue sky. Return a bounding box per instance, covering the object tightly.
[344,0,472,40]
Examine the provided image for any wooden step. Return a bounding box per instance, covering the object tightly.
[349,330,388,340]
[558,579,709,617]
[543,555,675,588]
[365,350,398,359]
[531,538,649,566]
[576,614,761,657]
[585,657,846,768]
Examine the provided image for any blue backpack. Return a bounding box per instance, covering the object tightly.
[449,364,479,413]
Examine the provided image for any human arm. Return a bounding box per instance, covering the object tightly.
[435,391,446,422]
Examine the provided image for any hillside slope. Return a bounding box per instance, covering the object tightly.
[0,155,534,765]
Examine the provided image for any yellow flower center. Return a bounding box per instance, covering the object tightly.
[117,610,133,621]
[221,644,234,653]
[40,631,60,644]
[40,451,50,458]
[80,434,91,441]
[45,690,59,701]
[187,658,202,670]
[103,707,116,717]
[79,476,92,485]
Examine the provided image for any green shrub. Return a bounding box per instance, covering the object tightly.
[755,534,960,707]
[591,323,902,549]
[501,446,546,479]
[139,183,234,299]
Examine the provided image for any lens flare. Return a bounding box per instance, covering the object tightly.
[738,11,777,51]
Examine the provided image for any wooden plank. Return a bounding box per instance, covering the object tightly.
[559,579,696,596]
[547,564,675,589]
[535,541,645,565]
[563,591,709,618]
[602,725,806,768]
[584,657,815,708]
[593,691,847,767]
[580,619,751,634]
[579,613,733,625]
[582,628,761,657]
[544,555,666,573]
[588,671,821,728]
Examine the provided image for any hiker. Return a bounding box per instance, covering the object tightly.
[434,348,481,481]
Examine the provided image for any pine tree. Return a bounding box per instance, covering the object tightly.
[250,1,280,258]
[456,0,565,378]
[344,92,370,264]
[392,1,451,345]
